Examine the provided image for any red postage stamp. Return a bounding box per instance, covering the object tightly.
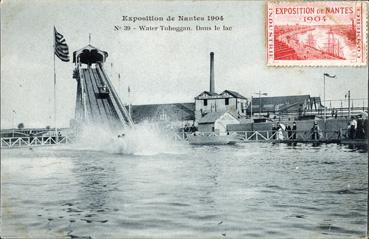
[267,1,368,66]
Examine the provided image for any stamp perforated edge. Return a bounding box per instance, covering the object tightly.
[265,1,368,67]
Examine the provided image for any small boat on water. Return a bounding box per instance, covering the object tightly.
[187,133,239,145]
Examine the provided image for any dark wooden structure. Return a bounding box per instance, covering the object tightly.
[72,45,133,129]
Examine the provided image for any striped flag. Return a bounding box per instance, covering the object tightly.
[54,27,69,62]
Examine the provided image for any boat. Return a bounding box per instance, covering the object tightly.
[187,133,239,145]
[323,28,345,59]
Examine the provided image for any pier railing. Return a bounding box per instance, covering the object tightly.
[232,129,344,142]
[1,135,73,149]
[179,129,351,143]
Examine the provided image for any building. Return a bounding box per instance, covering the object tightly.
[131,103,195,123]
[194,52,249,124]
[248,95,323,115]
[197,112,240,134]
[195,90,248,122]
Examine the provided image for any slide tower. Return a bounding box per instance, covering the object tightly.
[72,44,133,130]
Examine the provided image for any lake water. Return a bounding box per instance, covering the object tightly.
[1,141,367,239]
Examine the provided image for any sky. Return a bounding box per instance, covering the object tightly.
[1,0,368,128]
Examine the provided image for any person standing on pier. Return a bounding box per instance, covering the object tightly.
[349,116,357,139]
[355,116,365,139]
[272,124,277,139]
[311,121,320,140]
[286,124,292,139]
[276,122,284,140]
[292,122,297,140]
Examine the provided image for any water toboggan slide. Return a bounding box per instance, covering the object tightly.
[72,44,133,131]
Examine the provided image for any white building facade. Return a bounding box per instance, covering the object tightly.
[195,90,248,123]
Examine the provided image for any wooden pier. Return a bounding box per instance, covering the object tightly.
[1,128,74,149]
[1,135,73,149]
[2,128,367,149]
[182,129,367,146]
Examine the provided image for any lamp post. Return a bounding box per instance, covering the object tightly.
[345,90,351,118]
[12,110,16,129]
[323,73,336,122]
[250,96,253,117]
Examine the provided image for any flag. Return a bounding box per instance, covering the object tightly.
[324,73,336,78]
[54,27,69,62]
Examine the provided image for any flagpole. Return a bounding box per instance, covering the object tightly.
[53,26,58,143]
[53,26,69,140]
[128,87,132,118]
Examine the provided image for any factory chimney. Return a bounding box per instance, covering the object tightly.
[209,52,215,93]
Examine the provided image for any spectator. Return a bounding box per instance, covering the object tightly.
[286,124,292,139]
[311,121,320,140]
[292,122,297,140]
[276,122,284,140]
[272,124,277,139]
[346,122,351,138]
[349,116,357,139]
[356,117,365,139]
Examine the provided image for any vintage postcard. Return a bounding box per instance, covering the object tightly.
[1,0,368,239]
[267,1,368,66]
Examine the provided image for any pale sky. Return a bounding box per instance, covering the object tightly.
[1,0,368,128]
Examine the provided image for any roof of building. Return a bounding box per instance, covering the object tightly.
[73,44,108,55]
[251,95,311,106]
[221,90,247,99]
[131,103,195,122]
[194,91,219,99]
[195,90,247,100]
[198,112,225,124]
[73,44,108,63]
[248,95,323,112]
[198,111,239,124]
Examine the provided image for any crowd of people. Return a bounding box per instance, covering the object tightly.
[271,122,297,140]
[270,116,367,141]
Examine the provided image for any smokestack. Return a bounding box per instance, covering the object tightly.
[209,52,215,93]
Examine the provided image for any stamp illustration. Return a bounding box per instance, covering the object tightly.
[267,1,368,66]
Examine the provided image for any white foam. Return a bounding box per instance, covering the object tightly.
[73,122,188,155]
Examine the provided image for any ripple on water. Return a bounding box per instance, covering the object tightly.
[1,144,367,238]
[316,223,365,236]
[68,234,92,239]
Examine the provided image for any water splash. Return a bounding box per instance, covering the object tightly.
[73,122,188,155]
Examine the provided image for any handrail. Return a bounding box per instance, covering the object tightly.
[1,135,73,149]
[96,64,134,127]
[181,129,349,142]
